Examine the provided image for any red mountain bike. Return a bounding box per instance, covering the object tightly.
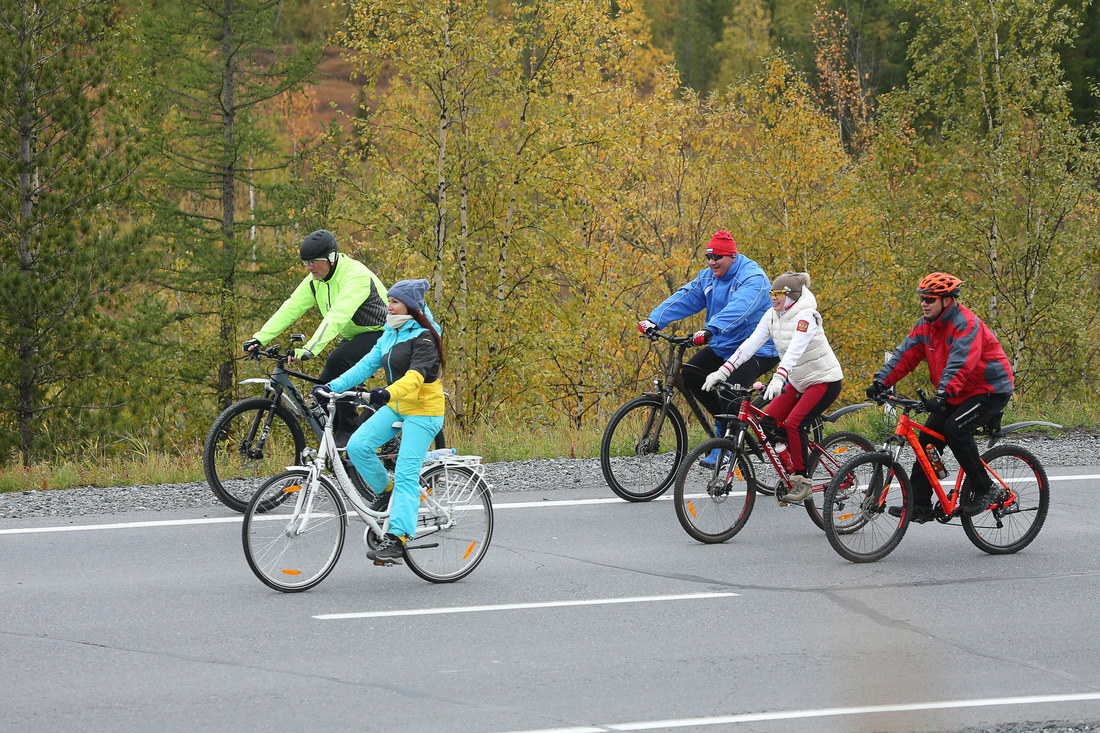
[672,382,873,543]
[822,390,1058,563]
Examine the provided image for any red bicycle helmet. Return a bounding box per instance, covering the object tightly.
[916,272,962,298]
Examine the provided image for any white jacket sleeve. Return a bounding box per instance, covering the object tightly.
[722,312,772,373]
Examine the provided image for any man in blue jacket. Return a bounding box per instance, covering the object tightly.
[638,231,779,453]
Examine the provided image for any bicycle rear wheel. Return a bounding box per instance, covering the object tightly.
[804,431,875,530]
[204,397,307,512]
[404,465,494,583]
[962,444,1050,554]
[823,452,911,563]
[242,470,346,592]
[600,396,688,502]
[673,438,756,544]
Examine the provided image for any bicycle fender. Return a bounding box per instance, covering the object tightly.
[238,378,271,386]
[984,420,1061,449]
[995,420,1063,436]
[823,402,872,423]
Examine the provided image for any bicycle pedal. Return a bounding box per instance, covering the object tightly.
[372,558,403,567]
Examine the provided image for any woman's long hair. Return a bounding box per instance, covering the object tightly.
[409,307,445,371]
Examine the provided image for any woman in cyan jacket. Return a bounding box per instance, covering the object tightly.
[317,278,444,564]
[702,272,843,503]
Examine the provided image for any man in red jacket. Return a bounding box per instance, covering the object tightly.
[867,273,1015,520]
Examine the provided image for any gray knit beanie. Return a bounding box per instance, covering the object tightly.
[388,278,430,311]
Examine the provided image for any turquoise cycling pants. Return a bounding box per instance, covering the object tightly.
[345,406,443,539]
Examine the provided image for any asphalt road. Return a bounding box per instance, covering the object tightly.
[2,466,1099,733]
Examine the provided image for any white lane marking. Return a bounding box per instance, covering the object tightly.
[2,472,1096,535]
[313,592,738,620]
[0,516,242,534]
[496,691,1100,732]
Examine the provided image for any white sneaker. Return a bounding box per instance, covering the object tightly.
[781,474,813,503]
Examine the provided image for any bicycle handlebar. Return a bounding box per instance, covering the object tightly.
[642,329,696,347]
[868,389,930,413]
[244,344,323,384]
[713,381,763,400]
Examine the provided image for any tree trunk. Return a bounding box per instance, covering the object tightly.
[216,0,239,408]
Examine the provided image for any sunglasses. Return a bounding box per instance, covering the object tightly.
[918,295,941,304]
[704,253,727,262]
[769,289,791,298]
[302,258,327,266]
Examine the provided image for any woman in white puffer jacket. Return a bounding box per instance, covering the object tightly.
[702,271,844,502]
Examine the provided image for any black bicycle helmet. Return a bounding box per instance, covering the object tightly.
[299,229,338,263]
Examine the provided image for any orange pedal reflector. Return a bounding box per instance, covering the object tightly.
[281,569,302,575]
[463,541,476,559]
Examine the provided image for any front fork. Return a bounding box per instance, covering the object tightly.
[285,460,325,536]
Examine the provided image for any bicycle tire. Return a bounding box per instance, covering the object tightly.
[600,396,688,502]
[823,452,911,563]
[404,465,494,583]
[961,444,1050,555]
[673,438,756,544]
[204,397,308,512]
[804,431,875,530]
[242,469,346,592]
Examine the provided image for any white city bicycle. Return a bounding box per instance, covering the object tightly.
[242,389,493,591]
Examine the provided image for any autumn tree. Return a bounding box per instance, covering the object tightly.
[870,0,1100,395]
[713,0,773,88]
[338,0,662,425]
[0,0,153,463]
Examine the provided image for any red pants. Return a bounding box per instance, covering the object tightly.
[763,380,842,472]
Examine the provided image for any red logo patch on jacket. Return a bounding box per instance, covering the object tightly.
[797,319,809,332]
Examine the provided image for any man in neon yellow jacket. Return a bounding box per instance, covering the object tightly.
[243,230,387,442]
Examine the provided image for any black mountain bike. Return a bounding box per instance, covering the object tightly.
[202,335,393,512]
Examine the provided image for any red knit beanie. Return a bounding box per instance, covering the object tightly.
[706,230,737,257]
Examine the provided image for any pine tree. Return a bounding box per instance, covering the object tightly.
[139,0,323,407]
[0,0,153,464]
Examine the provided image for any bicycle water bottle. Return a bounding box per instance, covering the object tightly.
[425,447,457,461]
[925,445,949,479]
[775,443,794,472]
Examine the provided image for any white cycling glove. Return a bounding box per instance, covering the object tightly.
[763,368,788,401]
[703,363,733,392]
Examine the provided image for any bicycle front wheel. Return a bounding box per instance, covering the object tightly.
[823,452,911,563]
[404,465,494,583]
[204,397,307,512]
[962,444,1050,554]
[242,470,346,592]
[600,396,688,502]
[673,438,756,544]
[805,431,875,530]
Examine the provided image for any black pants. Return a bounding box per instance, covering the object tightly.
[682,346,781,423]
[910,393,1011,509]
[318,330,382,434]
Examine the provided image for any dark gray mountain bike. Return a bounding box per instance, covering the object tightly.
[202,335,389,512]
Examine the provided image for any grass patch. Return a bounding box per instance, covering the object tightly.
[0,443,204,494]
[822,394,1096,445]
[1,396,1095,494]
